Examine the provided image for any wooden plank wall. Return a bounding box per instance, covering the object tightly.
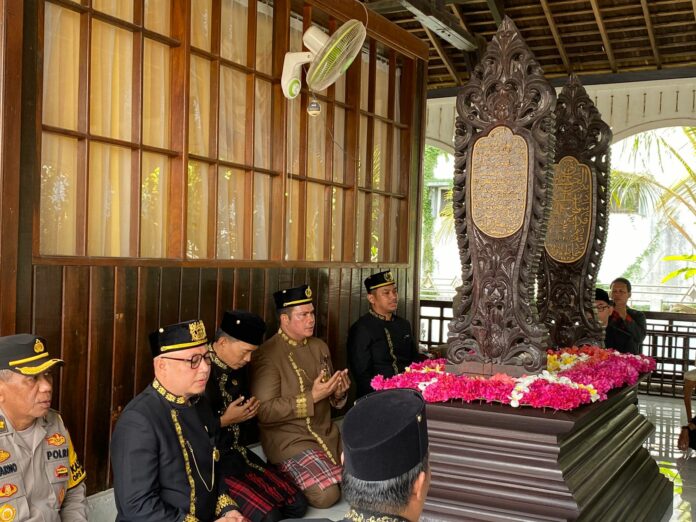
[31,264,415,493]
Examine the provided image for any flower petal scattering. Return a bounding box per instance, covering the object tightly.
[370,347,656,411]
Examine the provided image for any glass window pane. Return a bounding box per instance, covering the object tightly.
[358,116,368,186]
[360,51,369,111]
[331,187,344,261]
[217,168,246,259]
[43,4,80,131]
[88,143,132,257]
[144,0,171,35]
[191,0,212,51]
[355,191,365,261]
[375,58,389,118]
[221,0,247,64]
[253,173,271,259]
[90,21,133,141]
[306,183,326,260]
[141,153,169,258]
[333,107,345,183]
[373,120,388,190]
[370,194,385,262]
[40,134,78,256]
[256,1,273,74]
[389,197,402,262]
[189,56,211,156]
[289,16,303,52]
[307,101,327,179]
[186,161,210,259]
[93,0,134,22]
[219,67,247,163]
[254,79,272,169]
[143,39,171,149]
[392,126,402,194]
[285,179,301,260]
[286,96,301,175]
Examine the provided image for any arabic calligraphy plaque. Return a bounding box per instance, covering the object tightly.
[470,126,529,238]
[545,156,592,263]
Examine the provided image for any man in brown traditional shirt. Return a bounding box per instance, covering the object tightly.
[250,284,350,509]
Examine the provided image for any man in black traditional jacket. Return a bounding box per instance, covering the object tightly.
[207,310,307,522]
[111,319,245,522]
[347,270,421,398]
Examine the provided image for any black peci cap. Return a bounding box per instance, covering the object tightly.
[595,288,611,305]
[0,334,64,376]
[273,285,313,310]
[342,389,428,482]
[220,310,266,346]
[149,319,208,357]
[364,270,395,292]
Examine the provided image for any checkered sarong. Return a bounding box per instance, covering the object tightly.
[278,448,342,491]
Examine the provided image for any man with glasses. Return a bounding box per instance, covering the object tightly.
[347,270,421,398]
[0,334,87,521]
[594,288,613,328]
[250,285,350,509]
[111,319,246,521]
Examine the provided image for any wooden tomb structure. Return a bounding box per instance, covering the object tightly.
[425,17,672,522]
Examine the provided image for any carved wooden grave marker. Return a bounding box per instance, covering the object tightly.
[447,16,556,376]
[538,74,612,347]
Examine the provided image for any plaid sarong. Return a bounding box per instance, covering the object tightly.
[224,464,302,522]
[278,448,342,491]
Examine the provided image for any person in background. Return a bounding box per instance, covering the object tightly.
[606,277,647,354]
[594,288,613,327]
[0,334,87,521]
[347,270,421,398]
[111,319,246,522]
[339,389,430,522]
[251,285,350,509]
[207,310,307,522]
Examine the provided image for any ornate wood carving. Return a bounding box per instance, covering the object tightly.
[446,17,556,375]
[538,74,612,347]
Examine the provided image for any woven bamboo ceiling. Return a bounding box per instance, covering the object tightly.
[362,0,696,92]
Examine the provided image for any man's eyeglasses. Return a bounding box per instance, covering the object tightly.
[596,305,610,312]
[161,353,212,369]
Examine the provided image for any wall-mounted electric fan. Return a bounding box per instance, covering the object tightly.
[281,19,367,99]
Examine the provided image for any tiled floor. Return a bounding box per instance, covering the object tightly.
[640,394,696,521]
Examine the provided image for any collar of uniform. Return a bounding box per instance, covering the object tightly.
[343,508,410,522]
[369,309,394,322]
[209,347,230,371]
[278,328,308,347]
[152,378,186,405]
[0,407,50,436]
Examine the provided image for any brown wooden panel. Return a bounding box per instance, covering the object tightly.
[313,268,327,342]
[218,267,234,316]
[84,266,114,493]
[326,267,341,361]
[349,268,364,332]
[199,267,219,333]
[59,266,90,462]
[159,267,181,326]
[250,267,266,318]
[263,268,279,335]
[180,267,201,321]
[234,268,251,310]
[32,265,64,402]
[134,267,159,395]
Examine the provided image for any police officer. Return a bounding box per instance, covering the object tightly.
[0,333,87,521]
[111,320,246,522]
[347,271,421,398]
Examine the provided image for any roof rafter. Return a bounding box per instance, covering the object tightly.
[486,0,505,26]
[423,25,462,85]
[539,0,571,74]
[588,0,617,73]
[640,0,662,68]
[692,0,696,23]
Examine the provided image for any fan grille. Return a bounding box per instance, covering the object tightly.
[306,20,366,92]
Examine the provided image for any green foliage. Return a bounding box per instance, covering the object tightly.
[661,254,696,283]
[621,233,660,282]
[421,146,443,277]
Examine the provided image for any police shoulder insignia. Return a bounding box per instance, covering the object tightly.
[0,418,6,434]
[67,437,86,488]
[0,503,15,521]
[0,453,8,465]
[0,484,16,499]
[34,339,44,354]
[305,287,312,298]
[46,433,66,446]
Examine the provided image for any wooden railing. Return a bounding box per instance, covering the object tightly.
[419,300,696,398]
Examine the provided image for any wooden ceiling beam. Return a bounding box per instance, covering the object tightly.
[640,0,662,68]
[539,0,571,73]
[423,25,463,85]
[394,0,479,50]
[486,0,505,26]
[692,0,696,24]
[589,0,618,72]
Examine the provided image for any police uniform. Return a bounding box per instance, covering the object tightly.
[0,334,87,521]
[250,285,345,509]
[207,311,307,522]
[111,320,236,522]
[347,271,420,398]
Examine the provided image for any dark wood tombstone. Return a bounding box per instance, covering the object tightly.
[538,74,612,347]
[446,17,556,376]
